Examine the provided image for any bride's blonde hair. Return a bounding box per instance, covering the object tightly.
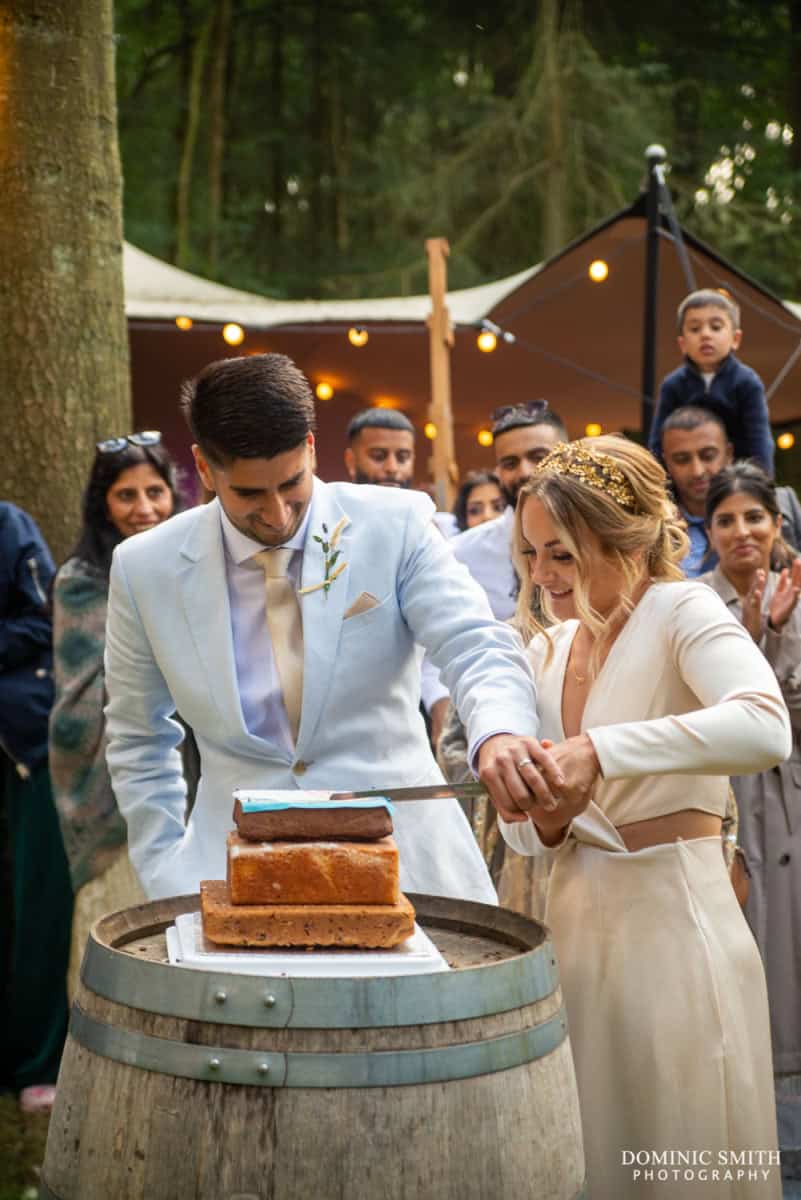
[513,435,689,670]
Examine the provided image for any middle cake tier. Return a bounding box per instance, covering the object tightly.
[226,832,400,905]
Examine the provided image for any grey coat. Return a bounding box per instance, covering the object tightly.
[699,566,801,1073]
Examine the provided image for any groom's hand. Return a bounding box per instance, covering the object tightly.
[478,733,564,823]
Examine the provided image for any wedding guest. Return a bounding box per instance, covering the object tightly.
[494,436,788,1198]
[701,462,801,1166]
[344,407,415,488]
[452,470,505,532]
[659,405,733,577]
[0,503,72,1115]
[49,434,188,998]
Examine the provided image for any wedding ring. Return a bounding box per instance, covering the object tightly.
[516,757,534,771]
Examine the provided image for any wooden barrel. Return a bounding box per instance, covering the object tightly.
[40,893,585,1200]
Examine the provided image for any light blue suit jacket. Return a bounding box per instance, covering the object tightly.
[104,479,539,900]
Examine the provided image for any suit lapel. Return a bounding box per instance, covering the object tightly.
[297,481,351,748]
[177,500,251,737]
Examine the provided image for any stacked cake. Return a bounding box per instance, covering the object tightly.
[200,794,416,948]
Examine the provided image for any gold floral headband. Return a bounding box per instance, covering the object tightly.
[536,442,637,511]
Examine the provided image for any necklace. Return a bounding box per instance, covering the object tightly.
[569,630,592,686]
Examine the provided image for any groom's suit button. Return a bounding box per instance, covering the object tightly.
[292,760,307,775]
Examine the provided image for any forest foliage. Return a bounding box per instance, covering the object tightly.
[115,0,801,300]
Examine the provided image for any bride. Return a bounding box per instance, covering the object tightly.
[487,436,788,1199]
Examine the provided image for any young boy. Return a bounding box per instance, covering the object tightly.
[648,289,774,476]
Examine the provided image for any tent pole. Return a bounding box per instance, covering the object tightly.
[426,237,458,510]
[641,144,667,440]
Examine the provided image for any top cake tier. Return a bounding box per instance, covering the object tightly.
[233,796,394,842]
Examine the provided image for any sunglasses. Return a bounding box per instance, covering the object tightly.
[96,431,162,454]
[490,399,549,424]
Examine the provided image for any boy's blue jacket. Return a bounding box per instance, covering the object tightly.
[649,352,775,476]
[0,503,55,771]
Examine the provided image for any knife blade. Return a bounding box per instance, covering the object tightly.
[329,782,486,804]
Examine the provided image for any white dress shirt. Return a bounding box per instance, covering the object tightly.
[421,506,518,712]
[219,504,311,753]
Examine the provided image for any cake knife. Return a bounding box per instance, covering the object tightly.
[329,783,486,804]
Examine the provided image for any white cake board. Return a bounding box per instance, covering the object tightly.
[165,910,450,978]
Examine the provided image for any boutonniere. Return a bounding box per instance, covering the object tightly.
[298,517,348,596]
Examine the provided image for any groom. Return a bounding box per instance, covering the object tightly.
[104,353,557,901]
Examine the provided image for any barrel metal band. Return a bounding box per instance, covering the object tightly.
[82,934,559,1030]
[69,1002,567,1088]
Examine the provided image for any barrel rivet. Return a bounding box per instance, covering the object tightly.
[257,1062,270,1076]
[214,990,227,1004]
[264,994,276,1008]
[208,1057,221,1071]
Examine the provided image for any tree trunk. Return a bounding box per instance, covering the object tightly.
[269,0,285,272]
[0,0,130,563]
[539,0,567,257]
[207,0,232,276]
[308,0,326,263]
[330,61,350,254]
[175,11,212,270]
[168,0,194,263]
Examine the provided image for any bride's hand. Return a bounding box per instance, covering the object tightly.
[544,734,600,819]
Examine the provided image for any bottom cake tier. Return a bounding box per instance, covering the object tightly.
[200,879,416,949]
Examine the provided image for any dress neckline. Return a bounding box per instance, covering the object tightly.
[557,584,658,738]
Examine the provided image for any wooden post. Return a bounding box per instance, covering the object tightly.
[426,237,458,511]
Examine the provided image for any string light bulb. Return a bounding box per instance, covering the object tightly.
[585,422,603,437]
[477,429,494,447]
[222,322,245,345]
[175,316,193,331]
[424,422,437,440]
[777,431,795,450]
[348,326,369,347]
[315,381,334,401]
[476,330,497,353]
[588,260,609,283]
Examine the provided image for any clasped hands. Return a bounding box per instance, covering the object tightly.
[477,732,601,843]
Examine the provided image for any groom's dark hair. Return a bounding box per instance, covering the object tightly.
[181,353,316,465]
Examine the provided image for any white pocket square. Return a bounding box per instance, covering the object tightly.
[343,592,380,620]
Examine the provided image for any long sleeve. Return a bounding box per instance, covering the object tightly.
[0,504,55,669]
[49,562,127,888]
[588,583,791,779]
[762,619,801,731]
[737,375,774,475]
[104,548,190,895]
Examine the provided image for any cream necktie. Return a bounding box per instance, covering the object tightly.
[254,548,303,742]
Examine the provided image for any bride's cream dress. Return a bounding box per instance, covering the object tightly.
[500,581,788,1199]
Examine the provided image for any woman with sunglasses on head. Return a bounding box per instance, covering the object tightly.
[492,437,788,1198]
[49,434,183,998]
[700,462,801,1167]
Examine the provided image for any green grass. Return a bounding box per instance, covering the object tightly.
[0,1093,49,1200]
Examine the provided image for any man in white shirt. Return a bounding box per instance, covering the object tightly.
[424,401,567,739]
[104,354,560,901]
